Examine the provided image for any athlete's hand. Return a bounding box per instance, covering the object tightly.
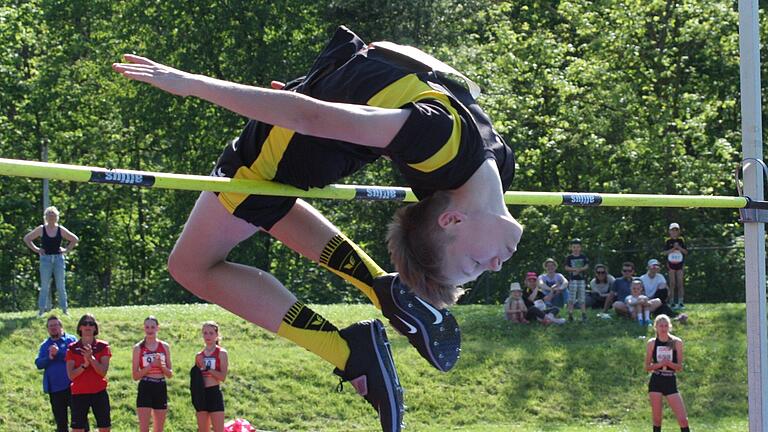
[270,81,286,90]
[112,54,194,97]
[82,344,93,364]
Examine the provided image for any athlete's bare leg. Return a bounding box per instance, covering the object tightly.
[167,192,295,332]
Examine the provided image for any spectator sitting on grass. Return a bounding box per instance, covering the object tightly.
[504,283,528,323]
[522,272,565,325]
[588,264,615,312]
[537,258,569,309]
[612,262,637,318]
[641,259,669,304]
[626,279,652,326]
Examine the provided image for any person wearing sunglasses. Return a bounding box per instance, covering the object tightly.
[588,264,615,313]
[611,262,637,318]
[66,314,112,432]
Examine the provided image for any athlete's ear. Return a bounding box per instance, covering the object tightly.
[438,210,465,228]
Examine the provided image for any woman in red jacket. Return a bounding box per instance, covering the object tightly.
[66,313,112,432]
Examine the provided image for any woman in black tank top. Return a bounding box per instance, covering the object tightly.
[23,206,79,317]
[644,314,690,432]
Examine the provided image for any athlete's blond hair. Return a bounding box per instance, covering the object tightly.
[387,191,464,309]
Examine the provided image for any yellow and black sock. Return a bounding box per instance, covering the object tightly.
[277,301,350,370]
[319,233,386,309]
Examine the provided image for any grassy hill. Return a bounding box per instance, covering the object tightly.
[0,303,748,431]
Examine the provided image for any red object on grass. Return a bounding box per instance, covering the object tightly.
[224,418,256,432]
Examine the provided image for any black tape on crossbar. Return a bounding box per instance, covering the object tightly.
[90,170,156,187]
[562,193,603,206]
[354,187,407,201]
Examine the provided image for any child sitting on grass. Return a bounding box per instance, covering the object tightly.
[504,283,529,324]
[626,279,652,325]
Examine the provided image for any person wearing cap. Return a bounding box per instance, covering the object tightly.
[537,258,569,309]
[504,283,528,323]
[641,259,669,304]
[520,273,565,325]
[621,261,687,324]
[564,238,589,322]
[588,264,615,312]
[662,223,688,309]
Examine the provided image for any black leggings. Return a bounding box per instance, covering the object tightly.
[49,388,72,432]
[525,306,559,321]
[71,390,110,429]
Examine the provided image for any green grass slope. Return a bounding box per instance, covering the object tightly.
[0,304,748,431]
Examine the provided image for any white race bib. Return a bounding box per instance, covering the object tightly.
[668,251,683,264]
[656,346,674,362]
[203,356,217,371]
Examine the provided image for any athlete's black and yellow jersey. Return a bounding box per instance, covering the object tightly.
[213,26,515,229]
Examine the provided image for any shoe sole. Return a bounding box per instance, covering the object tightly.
[370,320,404,432]
[378,275,461,372]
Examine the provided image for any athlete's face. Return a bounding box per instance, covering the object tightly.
[655,319,671,336]
[440,212,522,286]
[144,320,158,337]
[202,325,218,345]
[44,212,58,224]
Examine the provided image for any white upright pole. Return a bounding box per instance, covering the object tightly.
[42,138,49,210]
[738,1,768,431]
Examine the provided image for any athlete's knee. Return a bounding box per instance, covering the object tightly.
[167,249,208,293]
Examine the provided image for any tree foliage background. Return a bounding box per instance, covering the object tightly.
[0,0,759,311]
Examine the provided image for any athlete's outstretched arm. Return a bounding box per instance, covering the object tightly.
[112,54,409,148]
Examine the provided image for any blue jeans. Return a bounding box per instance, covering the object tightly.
[546,289,569,308]
[39,254,67,313]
